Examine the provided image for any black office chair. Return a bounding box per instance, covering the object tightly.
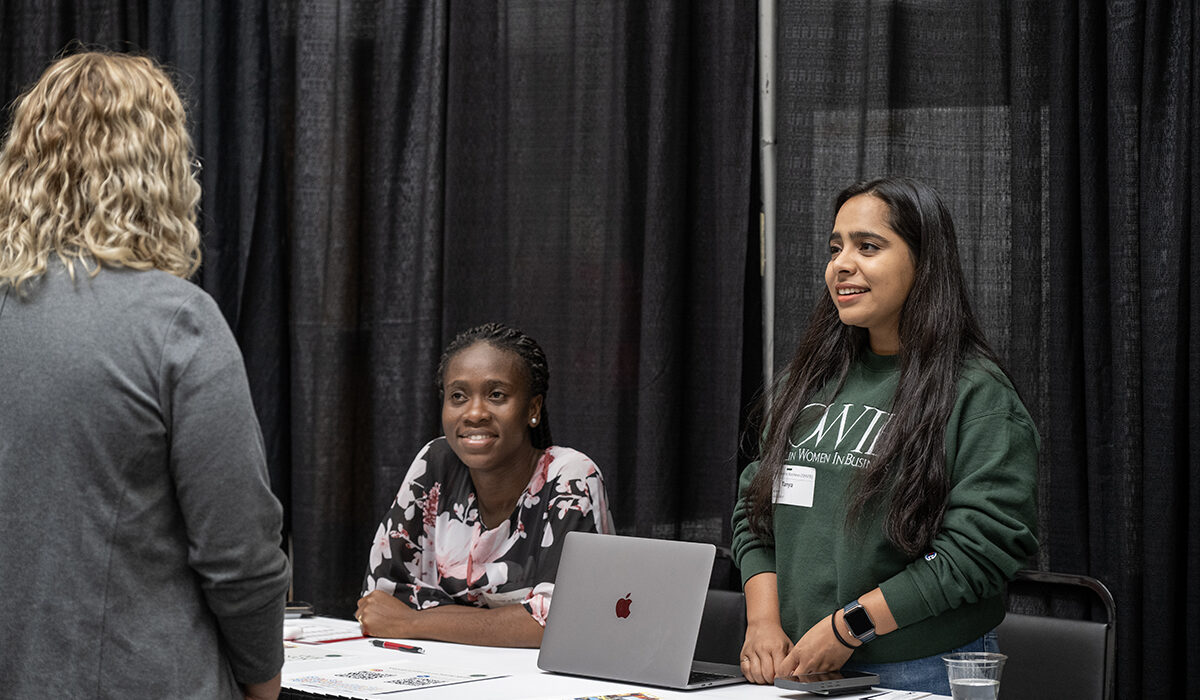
[996,569,1115,700]
[694,588,747,665]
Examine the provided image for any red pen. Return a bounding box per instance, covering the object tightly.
[370,639,424,654]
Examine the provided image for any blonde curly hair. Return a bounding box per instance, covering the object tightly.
[0,51,201,291]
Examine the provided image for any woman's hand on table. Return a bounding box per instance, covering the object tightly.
[356,589,419,638]
[739,620,793,684]
[776,613,854,678]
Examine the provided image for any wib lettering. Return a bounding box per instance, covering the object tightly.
[786,402,891,468]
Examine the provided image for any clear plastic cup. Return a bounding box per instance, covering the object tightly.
[942,651,1006,700]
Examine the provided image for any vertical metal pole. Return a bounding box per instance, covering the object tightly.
[758,0,777,396]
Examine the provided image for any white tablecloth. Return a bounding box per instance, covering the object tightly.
[281,617,949,700]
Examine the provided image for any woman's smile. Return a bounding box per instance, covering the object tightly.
[458,431,498,448]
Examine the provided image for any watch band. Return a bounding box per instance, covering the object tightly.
[830,611,858,649]
[842,599,877,644]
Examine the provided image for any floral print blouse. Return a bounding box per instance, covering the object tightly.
[362,437,613,625]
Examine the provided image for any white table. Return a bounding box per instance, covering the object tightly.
[282,624,950,700]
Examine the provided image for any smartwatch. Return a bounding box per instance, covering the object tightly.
[842,599,877,644]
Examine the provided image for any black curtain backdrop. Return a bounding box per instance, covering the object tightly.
[774,1,1199,698]
[0,0,755,616]
[441,1,754,552]
[2,2,1197,697]
[1044,2,1200,697]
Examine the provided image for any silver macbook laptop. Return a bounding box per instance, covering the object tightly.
[537,532,746,689]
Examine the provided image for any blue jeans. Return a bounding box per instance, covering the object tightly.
[843,630,999,695]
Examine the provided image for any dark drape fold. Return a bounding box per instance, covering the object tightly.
[442,2,754,554]
[772,1,1199,697]
[1046,1,1200,696]
[280,1,451,616]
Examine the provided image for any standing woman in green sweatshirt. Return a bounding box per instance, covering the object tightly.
[731,176,1038,694]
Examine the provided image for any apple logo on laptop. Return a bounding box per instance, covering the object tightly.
[615,593,632,619]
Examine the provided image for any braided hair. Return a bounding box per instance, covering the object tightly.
[436,323,553,449]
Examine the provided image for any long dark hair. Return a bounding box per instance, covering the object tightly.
[435,322,553,449]
[745,177,998,556]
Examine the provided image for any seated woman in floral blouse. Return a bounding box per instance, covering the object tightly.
[357,323,614,647]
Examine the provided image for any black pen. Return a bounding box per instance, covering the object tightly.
[370,639,424,654]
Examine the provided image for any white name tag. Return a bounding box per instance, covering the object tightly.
[774,465,816,508]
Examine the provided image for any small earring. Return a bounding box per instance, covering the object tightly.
[531,417,539,426]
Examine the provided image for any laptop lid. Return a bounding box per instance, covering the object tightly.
[538,532,734,688]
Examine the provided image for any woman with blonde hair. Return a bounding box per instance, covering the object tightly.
[0,52,289,699]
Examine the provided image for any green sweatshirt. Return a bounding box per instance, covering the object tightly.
[732,351,1039,663]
